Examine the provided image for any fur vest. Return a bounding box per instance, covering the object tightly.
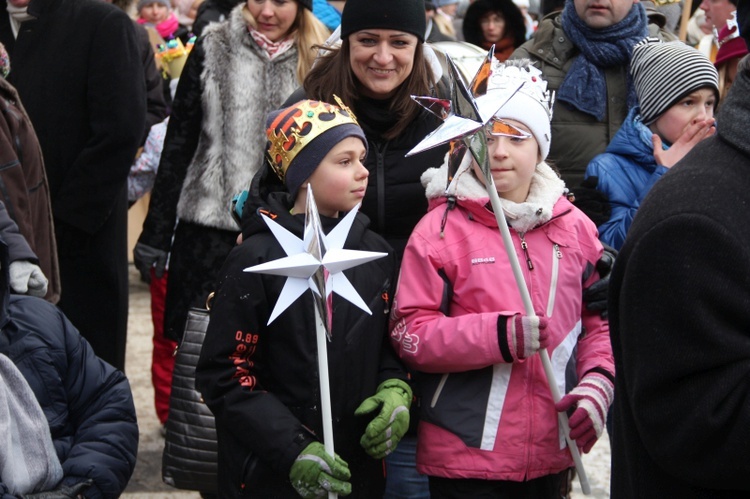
[176,5,299,230]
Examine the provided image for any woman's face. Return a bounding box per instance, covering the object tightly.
[247,0,299,42]
[140,2,170,23]
[349,29,418,99]
[479,11,506,43]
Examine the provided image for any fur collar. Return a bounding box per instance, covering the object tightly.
[421,151,565,233]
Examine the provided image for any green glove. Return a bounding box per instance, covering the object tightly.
[354,378,412,459]
[289,441,352,498]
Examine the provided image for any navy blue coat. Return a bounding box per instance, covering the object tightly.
[0,241,138,499]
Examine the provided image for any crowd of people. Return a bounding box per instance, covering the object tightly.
[1,0,749,497]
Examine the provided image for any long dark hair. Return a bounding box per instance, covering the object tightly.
[303,37,434,140]
[463,0,527,49]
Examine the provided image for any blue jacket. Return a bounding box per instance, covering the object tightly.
[0,241,138,499]
[585,107,669,250]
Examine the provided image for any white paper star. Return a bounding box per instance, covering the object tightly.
[244,185,387,339]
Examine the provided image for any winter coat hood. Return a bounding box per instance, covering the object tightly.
[604,107,661,171]
[420,151,565,233]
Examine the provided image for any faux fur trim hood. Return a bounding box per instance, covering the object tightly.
[421,151,565,233]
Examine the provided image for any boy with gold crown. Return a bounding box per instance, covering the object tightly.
[389,59,614,497]
[196,99,411,499]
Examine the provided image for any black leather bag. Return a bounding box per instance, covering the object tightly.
[162,302,218,493]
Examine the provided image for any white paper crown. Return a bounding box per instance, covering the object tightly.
[486,60,555,121]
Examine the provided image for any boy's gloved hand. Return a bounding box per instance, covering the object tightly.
[583,244,617,319]
[289,442,351,498]
[9,260,48,297]
[505,313,549,361]
[354,379,412,459]
[555,372,614,453]
[133,242,167,283]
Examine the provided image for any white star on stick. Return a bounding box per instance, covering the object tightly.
[244,185,387,339]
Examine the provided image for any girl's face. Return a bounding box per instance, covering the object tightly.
[349,29,418,99]
[472,119,540,203]
[140,2,170,23]
[479,11,506,43]
[247,0,299,42]
[296,137,369,218]
[649,88,716,145]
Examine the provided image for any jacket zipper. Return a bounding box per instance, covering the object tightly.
[519,233,534,270]
[547,244,562,317]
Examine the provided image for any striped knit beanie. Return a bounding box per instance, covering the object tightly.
[631,38,719,125]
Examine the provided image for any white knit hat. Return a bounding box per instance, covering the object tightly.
[631,38,719,125]
[487,59,554,160]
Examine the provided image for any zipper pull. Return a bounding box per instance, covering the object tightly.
[554,243,562,259]
[520,233,534,270]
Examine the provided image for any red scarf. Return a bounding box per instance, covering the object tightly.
[138,12,180,40]
[482,35,516,62]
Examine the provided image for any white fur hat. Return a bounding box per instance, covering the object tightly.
[487,59,554,161]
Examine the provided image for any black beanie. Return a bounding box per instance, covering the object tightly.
[341,0,426,42]
[297,0,312,11]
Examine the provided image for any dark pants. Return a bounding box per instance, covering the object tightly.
[428,470,568,499]
[56,192,129,371]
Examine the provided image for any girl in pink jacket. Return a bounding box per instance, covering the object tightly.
[390,59,614,498]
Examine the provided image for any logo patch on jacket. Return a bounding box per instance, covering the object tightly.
[471,256,496,265]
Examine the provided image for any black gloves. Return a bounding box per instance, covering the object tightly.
[583,244,617,319]
[133,242,168,283]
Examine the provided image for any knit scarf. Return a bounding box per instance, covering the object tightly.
[482,36,516,62]
[138,12,180,40]
[558,0,647,121]
[0,353,63,495]
[248,27,295,60]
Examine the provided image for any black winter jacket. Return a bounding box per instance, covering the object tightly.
[0,242,138,499]
[197,167,406,498]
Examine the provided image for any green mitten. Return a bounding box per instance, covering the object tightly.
[354,378,412,459]
[289,442,351,498]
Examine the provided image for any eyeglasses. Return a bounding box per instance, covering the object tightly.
[487,119,532,139]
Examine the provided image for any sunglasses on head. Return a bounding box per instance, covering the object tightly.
[486,119,532,139]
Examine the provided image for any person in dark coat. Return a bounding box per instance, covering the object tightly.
[0,236,138,499]
[609,5,750,495]
[0,0,146,371]
[462,0,527,61]
[0,55,59,302]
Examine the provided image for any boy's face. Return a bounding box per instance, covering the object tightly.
[650,88,716,145]
[299,137,369,218]
[471,119,541,204]
[140,2,170,23]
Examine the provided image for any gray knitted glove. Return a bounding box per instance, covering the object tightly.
[9,260,48,297]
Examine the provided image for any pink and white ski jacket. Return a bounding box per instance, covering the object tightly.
[390,157,613,481]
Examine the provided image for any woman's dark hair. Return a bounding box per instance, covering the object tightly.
[462,0,527,49]
[303,37,433,140]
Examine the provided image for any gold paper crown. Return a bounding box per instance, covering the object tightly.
[266,96,360,183]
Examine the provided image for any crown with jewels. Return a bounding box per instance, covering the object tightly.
[486,60,555,121]
[266,96,360,183]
